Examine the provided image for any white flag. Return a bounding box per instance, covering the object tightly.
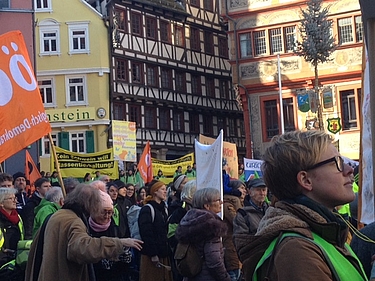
[195,130,223,216]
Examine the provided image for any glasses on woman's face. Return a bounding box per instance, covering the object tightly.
[4,196,17,202]
[101,210,114,217]
[307,156,344,172]
[211,198,221,204]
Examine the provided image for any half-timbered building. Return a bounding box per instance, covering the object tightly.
[107,0,245,160]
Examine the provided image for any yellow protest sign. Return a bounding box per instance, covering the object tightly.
[52,147,118,179]
[199,134,238,178]
[152,153,194,178]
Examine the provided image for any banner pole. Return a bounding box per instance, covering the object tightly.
[0,162,3,173]
[49,133,66,198]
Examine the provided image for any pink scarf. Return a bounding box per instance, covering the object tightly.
[88,216,110,232]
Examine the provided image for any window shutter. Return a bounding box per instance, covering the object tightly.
[39,139,42,156]
[58,132,70,150]
[86,130,94,153]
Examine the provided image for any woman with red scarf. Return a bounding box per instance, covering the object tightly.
[0,188,24,267]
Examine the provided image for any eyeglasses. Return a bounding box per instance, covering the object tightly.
[307,156,344,172]
[101,210,114,216]
[211,198,221,203]
[4,197,17,201]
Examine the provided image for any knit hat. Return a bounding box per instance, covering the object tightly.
[150,181,165,195]
[173,174,187,191]
[113,180,126,189]
[13,172,26,182]
[246,178,266,189]
[99,190,113,209]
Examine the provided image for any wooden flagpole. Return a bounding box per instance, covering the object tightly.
[48,133,66,198]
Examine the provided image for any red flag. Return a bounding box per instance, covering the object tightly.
[138,141,153,184]
[0,31,51,163]
[25,150,42,193]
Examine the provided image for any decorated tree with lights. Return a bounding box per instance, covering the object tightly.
[295,0,337,130]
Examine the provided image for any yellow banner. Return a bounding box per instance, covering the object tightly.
[52,147,118,179]
[112,120,137,162]
[152,153,195,178]
[199,134,238,178]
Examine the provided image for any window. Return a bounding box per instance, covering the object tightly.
[39,20,60,56]
[131,12,142,36]
[38,78,55,107]
[190,27,200,51]
[113,103,126,120]
[175,25,185,47]
[67,23,90,54]
[254,30,266,55]
[175,71,186,92]
[340,88,361,130]
[228,118,236,136]
[144,107,157,129]
[204,31,214,54]
[116,59,128,81]
[160,21,171,43]
[159,108,171,130]
[41,133,57,156]
[284,26,296,52]
[146,65,158,87]
[114,9,126,31]
[206,77,215,97]
[66,76,87,105]
[262,97,295,140]
[129,105,141,126]
[131,62,143,83]
[204,0,213,12]
[203,115,213,135]
[217,117,227,136]
[0,0,9,8]
[35,0,52,11]
[355,16,363,42]
[173,111,184,132]
[71,132,85,153]
[190,0,200,8]
[219,80,229,99]
[146,17,157,40]
[270,28,282,54]
[240,33,252,58]
[219,37,228,58]
[338,18,353,44]
[189,113,200,133]
[161,68,173,89]
[191,74,202,95]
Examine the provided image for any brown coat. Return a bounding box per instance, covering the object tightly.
[223,194,243,271]
[25,209,125,281]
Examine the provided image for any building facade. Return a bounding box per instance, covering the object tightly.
[223,0,362,160]
[0,0,38,173]
[107,0,245,161]
[35,0,111,173]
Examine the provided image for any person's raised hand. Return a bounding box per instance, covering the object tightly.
[121,238,143,251]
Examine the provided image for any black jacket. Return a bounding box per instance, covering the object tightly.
[21,192,42,239]
[138,200,169,258]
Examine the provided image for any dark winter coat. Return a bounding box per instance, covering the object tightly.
[115,195,132,238]
[175,208,231,281]
[0,211,23,267]
[21,192,42,239]
[234,198,365,281]
[138,200,169,258]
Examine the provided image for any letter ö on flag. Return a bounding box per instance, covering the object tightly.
[0,31,51,163]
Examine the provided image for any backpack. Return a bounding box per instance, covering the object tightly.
[174,242,203,278]
[127,204,155,240]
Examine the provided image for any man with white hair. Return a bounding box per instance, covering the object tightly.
[33,186,64,237]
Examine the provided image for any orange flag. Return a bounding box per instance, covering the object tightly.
[0,31,51,163]
[25,150,42,193]
[138,141,153,184]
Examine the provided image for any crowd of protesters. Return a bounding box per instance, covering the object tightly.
[1,130,373,281]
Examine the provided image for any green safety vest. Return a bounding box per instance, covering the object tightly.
[0,215,24,248]
[253,232,368,281]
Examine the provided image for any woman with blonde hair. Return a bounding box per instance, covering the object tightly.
[138,180,172,281]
